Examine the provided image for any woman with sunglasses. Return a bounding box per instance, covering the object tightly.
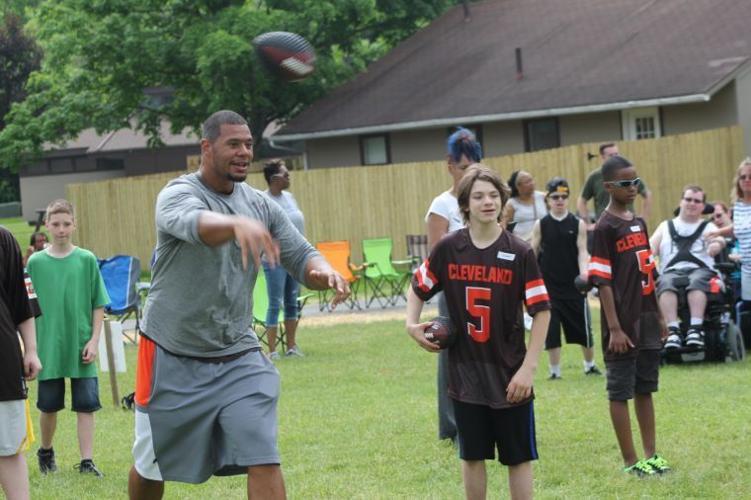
[502,170,547,242]
[727,158,751,334]
[262,159,306,360]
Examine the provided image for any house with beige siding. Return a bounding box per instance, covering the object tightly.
[273,0,751,168]
[18,122,199,221]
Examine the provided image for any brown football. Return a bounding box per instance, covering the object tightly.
[253,31,316,82]
[424,316,456,349]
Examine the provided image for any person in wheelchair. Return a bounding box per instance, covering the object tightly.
[650,185,726,350]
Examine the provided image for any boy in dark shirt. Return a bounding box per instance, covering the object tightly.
[588,156,671,476]
[406,165,551,499]
[0,227,42,499]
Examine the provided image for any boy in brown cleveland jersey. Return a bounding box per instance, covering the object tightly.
[406,165,551,500]
[588,155,671,477]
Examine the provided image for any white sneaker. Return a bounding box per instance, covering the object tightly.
[269,351,281,361]
[285,346,304,357]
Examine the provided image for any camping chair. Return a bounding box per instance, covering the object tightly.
[315,240,363,311]
[98,255,141,344]
[252,271,287,353]
[251,270,313,353]
[362,238,411,307]
[405,234,429,272]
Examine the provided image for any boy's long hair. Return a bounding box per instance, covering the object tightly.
[457,165,510,223]
[45,199,75,221]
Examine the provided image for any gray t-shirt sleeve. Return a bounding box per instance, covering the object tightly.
[155,183,208,245]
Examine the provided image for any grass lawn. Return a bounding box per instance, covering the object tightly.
[1,216,38,251]
[20,309,751,499]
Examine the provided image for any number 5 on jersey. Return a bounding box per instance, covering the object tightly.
[466,286,491,343]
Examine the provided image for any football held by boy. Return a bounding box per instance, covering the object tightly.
[406,165,550,499]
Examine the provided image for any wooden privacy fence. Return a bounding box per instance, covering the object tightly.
[68,126,745,266]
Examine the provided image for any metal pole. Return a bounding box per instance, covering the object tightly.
[103,319,120,407]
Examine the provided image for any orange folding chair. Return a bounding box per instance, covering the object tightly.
[316,240,363,311]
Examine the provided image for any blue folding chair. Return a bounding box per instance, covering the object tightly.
[98,255,141,343]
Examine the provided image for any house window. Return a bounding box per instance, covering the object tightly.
[622,107,662,140]
[523,118,560,152]
[359,134,390,165]
[95,158,125,170]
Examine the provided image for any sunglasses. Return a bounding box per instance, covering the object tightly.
[740,175,751,181]
[549,194,568,201]
[682,197,704,204]
[272,172,290,179]
[605,177,641,188]
[713,213,725,219]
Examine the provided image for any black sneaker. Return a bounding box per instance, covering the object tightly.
[585,365,602,375]
[75,459,104,477]
[548,373,562,380]
[664,327,683,350]
[685,328,705,349]
[37,447,57,474]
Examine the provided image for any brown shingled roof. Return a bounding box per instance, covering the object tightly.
[276,0,751,138]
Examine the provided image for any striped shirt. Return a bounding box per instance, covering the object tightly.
[733,201,751,272]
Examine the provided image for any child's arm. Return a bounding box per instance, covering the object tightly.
[576,219,589,278]
[506,309,550,403]
[598,284,634,353]
[530,220,542,256]
[18,317,42,379]
[405,288,440,352]
[82,307,105,364]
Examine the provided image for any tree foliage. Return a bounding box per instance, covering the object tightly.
[0,0,458,170]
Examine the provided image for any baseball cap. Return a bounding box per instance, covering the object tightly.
[546,177,569,196]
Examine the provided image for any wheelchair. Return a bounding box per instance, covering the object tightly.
[661,261,746,364]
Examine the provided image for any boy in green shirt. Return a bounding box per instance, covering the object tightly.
[26,199,110,477]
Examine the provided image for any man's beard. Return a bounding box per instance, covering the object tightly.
[226,171,248,183]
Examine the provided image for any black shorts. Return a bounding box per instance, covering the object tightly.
[452,399,538,466]
[545,297,593,349]
[605,350,660,401]
[37,377,101,413]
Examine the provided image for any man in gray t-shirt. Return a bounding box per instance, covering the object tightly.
[129,110,350,498]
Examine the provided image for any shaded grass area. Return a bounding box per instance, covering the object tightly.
[21,312,751,499]
[0,216,37,251]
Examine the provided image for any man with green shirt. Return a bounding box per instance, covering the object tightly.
[26,199,110,477]
[577,142,653,228]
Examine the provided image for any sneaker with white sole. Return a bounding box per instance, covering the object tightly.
[685,328,705,348]
[269,351,280,361]
[664,327,683,350]
[285,346,304,357]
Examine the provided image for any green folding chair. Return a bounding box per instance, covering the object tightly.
[362,237,411,308]
[252,269,313,352]
[252,271,287,352]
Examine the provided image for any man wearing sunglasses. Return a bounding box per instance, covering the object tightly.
[531,178,601,379]
[649,185,726,350]
[577,143,653,239]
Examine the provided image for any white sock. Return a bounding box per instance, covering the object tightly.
[690,317,703,328]
[549,364,561,376]
[584,360,595,370]
[667,320,680,330]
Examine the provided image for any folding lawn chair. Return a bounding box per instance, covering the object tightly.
[98,255,141,344]
[362,238,412,308]
[251,270,314,352]
[405,234,429,272]
[315,240,363,311]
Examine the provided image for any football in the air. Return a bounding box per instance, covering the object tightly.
[424,316,456,349]
[253,31,316,82]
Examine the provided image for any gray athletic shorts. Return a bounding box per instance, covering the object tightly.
[133,337,281,484]
[605,350,660,401]
[656,267,721,296]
